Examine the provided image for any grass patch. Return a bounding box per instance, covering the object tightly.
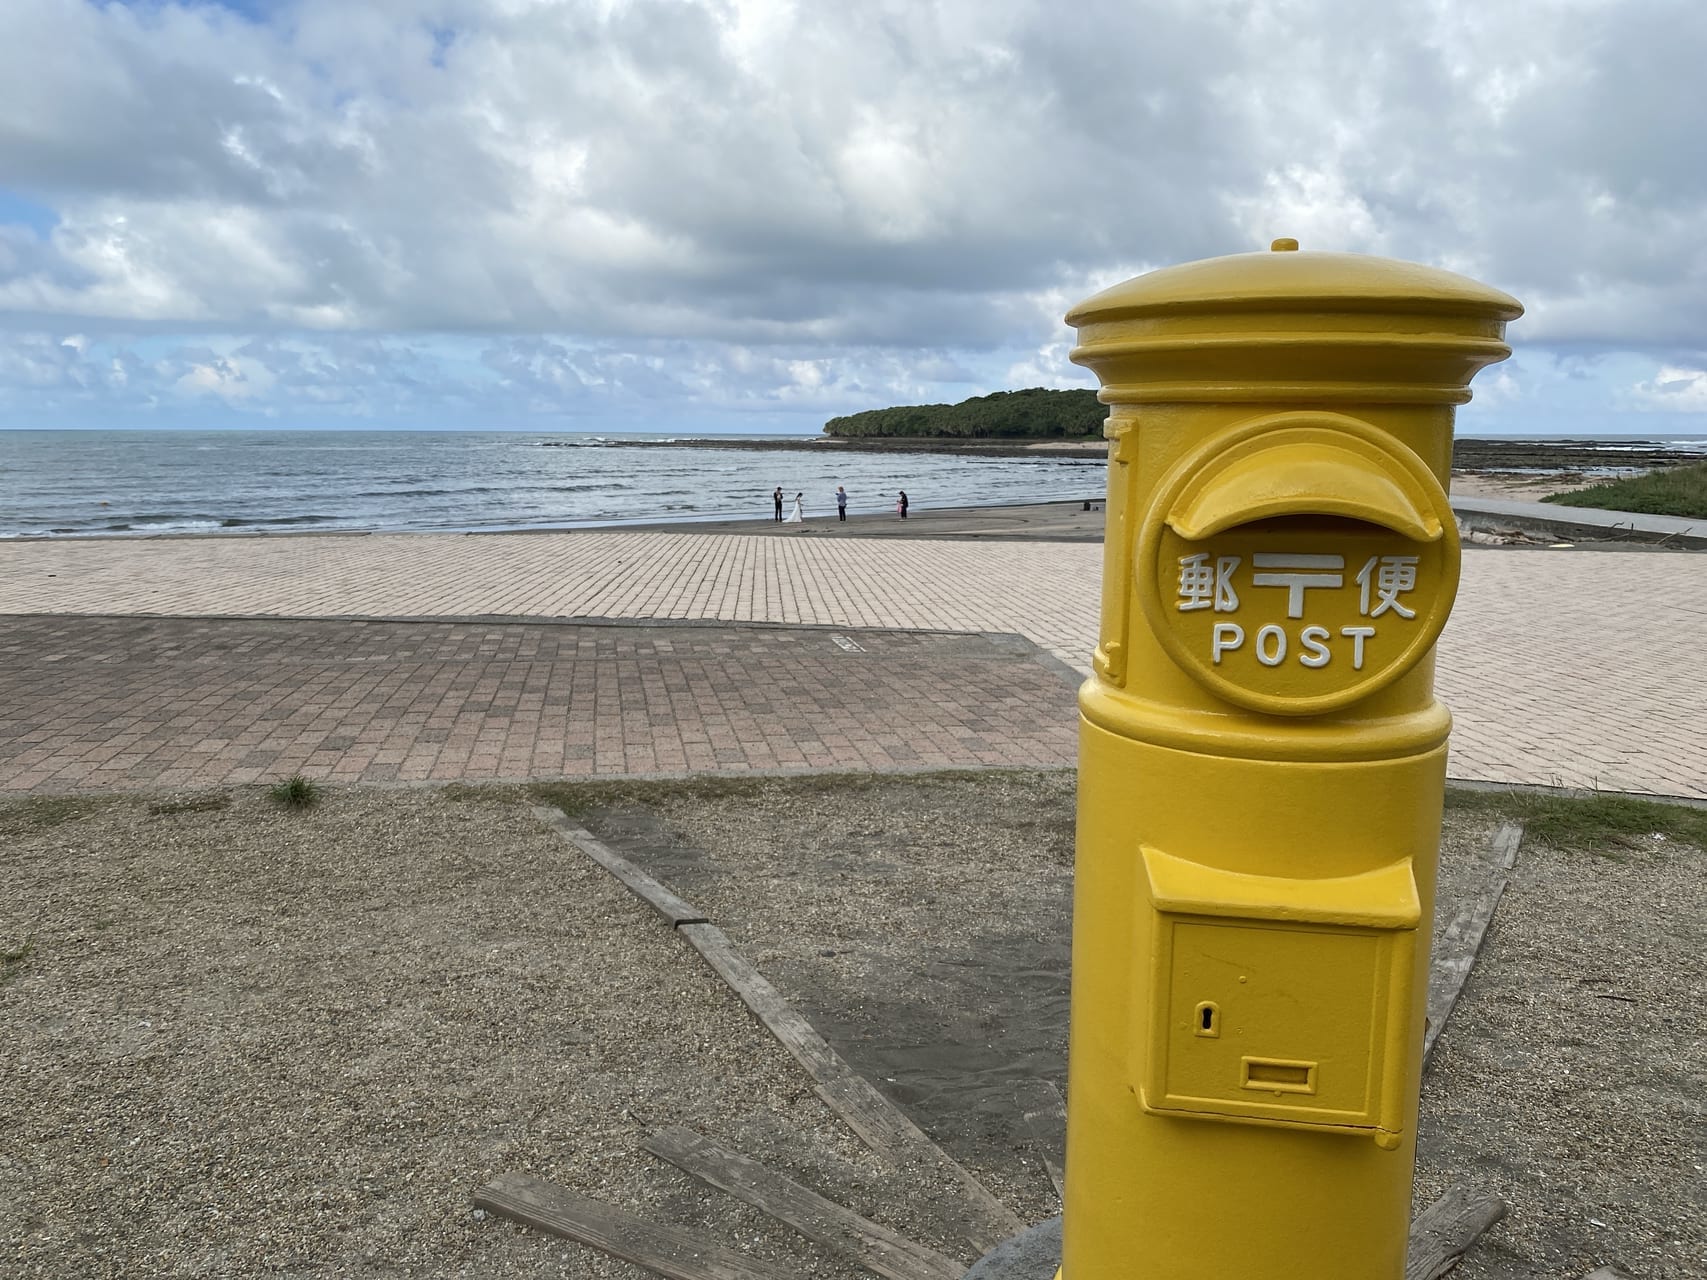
[439,782,532,807]
[148,792,231,816]
[0,795,111,833]
[523,770,1002,819]
[1,936,34,986]
[268,774,323,810]
[1446,786,1707,853]
[1541,459,1707,519]
[531,775,825,818]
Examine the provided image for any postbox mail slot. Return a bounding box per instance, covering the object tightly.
[1164,438,1444,543]
[1136,414,1462,717]
[1138,846,1419,1144]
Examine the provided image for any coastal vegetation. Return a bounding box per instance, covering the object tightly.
[1542,459,1707,519]
[1447,785,1707,854]
[823,388,1105,439]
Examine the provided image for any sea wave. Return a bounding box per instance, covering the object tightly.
[30,517,230,536]
[353,486,506,499]
[220,514,336,528]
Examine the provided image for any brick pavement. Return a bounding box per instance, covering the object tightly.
[0,531,1701,798]
[0,616,1077,794]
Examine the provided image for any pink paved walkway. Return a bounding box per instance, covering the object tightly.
[0,615,1076,794]
[0,531,1701,799]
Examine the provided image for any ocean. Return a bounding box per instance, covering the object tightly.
[0,429,1108,539]
[2,429,1703,540]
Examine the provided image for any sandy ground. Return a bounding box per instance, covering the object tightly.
[1447,472,1602,502]
[612,473,1604,543]
[4,775,1700,1278]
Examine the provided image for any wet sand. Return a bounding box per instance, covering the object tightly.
[625,469,1609,543]
[625,500,1108,541]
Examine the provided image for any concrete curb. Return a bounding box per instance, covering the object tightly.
[1452,497,1707,549]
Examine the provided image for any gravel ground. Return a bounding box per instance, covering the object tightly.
[573,770,1078,1217]
[0,788,907,1279]
[3,775,1700,1278]
[1416,826,1707,1279]
[586,775,1705,1280]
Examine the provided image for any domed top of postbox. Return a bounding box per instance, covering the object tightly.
[1066,244,1523,405]
[1067,245,1522,324]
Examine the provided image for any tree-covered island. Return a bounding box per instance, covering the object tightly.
[823,388,1106,439]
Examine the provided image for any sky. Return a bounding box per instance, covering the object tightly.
[1,0,1704,436]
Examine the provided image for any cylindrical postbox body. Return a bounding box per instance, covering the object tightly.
[1061,245,1521,1278]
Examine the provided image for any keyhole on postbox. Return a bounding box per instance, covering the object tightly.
[1196,1001,1220,1038]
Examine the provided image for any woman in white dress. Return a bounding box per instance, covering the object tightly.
[784,492,805,523]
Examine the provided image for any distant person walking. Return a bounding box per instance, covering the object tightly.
[897,490,909,519]
[784,492,805,524]
[773,486,784,522]
[836,486,848,522]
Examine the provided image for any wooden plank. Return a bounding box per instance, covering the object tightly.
[1486,821,1524,872]
[1404,1184,1508,1280]
[678,921,1023,1257]
[1015,1080,1067,1203]
[1424,821,1525,1068]
[474,1172,794,1280]
[642,1125,962,1280]
[532,806,709,927]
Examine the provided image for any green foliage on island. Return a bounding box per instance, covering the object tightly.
[823,388,1105,439]
[1541,460,1707,520]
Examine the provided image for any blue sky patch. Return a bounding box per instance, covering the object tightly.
[0,190,60,236]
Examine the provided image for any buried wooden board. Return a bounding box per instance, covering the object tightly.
[533,806,709,927]
[642,1125,962,1280]
[1405,1184,1509,1280]
[531,802,1021,1260]
[478,1165,1507,1279]
[474,1172,793,1280]
[1424,820,1525,1069]
[1014,1079,1066,1205]
[677,921,1024,1258]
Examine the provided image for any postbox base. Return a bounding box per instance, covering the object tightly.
[962,1216,1063,1280]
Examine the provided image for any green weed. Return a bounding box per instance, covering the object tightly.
[268,774,323,810]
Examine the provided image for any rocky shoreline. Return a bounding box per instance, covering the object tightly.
[545,435,1106,459]
[1450,437,1702,471]
[569,434,1703,471]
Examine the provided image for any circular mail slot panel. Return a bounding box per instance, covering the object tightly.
[1137,414,1460,716]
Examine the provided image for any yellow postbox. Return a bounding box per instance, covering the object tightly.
[1058,242,1521,1278]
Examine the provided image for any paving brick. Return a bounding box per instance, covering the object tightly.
[0,532,1701,798]
[0,615,1077,794]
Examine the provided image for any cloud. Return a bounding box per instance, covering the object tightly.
[0,0,1704,430]
[1632,365,1707,412]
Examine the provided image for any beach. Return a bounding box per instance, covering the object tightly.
[3,429,1702,542]
[3,431,1705,1278]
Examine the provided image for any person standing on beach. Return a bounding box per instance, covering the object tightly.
[898,490,909,519]
[773,486,784,522]
[836,486,848,522]
[784,492,805,524]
